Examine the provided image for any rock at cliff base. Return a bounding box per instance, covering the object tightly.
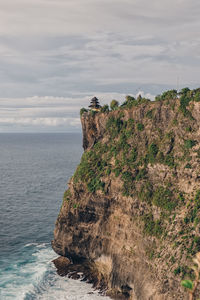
[52,256,71,276]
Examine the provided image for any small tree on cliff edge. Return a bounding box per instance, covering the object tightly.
[110,99,119,111]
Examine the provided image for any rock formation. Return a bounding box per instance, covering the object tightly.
[52,90,200,299]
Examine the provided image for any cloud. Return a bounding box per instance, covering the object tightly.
[0,0,199,37]
[0,91,155,132]
[0,117,80,127]
[0,0,200,127]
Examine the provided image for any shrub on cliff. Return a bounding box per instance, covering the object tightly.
[110,100,119,111]
[193,88,200,102]
[100,104,109,113]
[121,95,150,108]
[156,90,178,101]
[184,139,197,149]
[152,186,175,211]
[177,87,196,119]
[87,177,105,193]
[164,154,175,167]
[181,252,200,300]
[106,116,124,138]
[129,147,138,163]
[143,213,163,237]
[147,143,159,163]
[138,182,153,204]
[136,123,144,131]
[73,143,108,193]
[63,190,72,203]
[121,95,137,108]
[146,109,155,119]
[194,190,200,208]
[80,107,88,115]
[121,171,135,196]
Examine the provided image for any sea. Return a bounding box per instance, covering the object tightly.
[0,133,111,300]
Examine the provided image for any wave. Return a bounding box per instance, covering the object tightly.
[0,243,111,300]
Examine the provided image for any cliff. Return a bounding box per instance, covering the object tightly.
[52,91,200,299]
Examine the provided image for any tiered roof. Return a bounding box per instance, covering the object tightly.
[89,97,101,109]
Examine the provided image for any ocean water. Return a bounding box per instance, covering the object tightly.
[0,133,110,300]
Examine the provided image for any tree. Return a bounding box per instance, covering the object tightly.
[125,95,135,102]
[180,87,190,95]
[80,108,88,116]
[110,100,119,111]
[121,95,137,108]
[100,104,110,113]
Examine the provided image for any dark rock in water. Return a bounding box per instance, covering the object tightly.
[53,256,108,293]
[52,256,71,276]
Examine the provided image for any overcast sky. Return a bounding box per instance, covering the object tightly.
[0,0,200,132]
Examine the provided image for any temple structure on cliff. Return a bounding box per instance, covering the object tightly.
[89,97,101,111]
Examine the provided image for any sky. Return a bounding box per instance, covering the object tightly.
[0,0,200,132]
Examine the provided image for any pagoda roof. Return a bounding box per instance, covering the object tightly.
[89,96,101,109]
[90,96,99,103]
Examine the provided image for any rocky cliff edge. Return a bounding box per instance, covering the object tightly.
[52,94,200,299]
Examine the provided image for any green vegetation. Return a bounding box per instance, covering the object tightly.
[154,87,200,120]
[194,190,200,208]
[193,89,200,102]
[61,87,200,300]
[90,110,98,117]
[73,88,200,294]
[63,190,72,202]
[77,91,193,206]
[121,95,150,109]
[80,87,200,120]
[100,104,109,113]
[179,88,193,119]
[136,123,144,131]
[164,154,175,167]
[87,177,105,193]
[180,252,200,300]
[152,186,175,211]
[155,89,178,101]
[138,182,153,204]
[129,147,138,163]
[110,99,119,111]
[74,142,107,193]
[174,266,188,277]
[120,95,137,108]
[185,163,192,169]
[106,116,124,138]
[184,139,197,149]
[135,168,147,180]
[121,171,134,196]
[185,126,192,132]
[146,109,155,119]
[143,213,163,237]
[80,107,88,115]
[148,143,159,163]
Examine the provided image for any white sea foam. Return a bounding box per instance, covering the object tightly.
[0,244,111,300]
[0,244,57,300]
[33,276,111,300]
[24,243,42,247]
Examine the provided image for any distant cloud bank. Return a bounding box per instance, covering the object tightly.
[0,92,155,132]
[0,0,200,131]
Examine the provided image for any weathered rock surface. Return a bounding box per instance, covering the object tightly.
[52,98,200,299]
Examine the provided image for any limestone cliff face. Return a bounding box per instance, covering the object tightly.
[52,98,200,299]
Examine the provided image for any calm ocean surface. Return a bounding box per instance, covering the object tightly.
[0,133,110,300]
